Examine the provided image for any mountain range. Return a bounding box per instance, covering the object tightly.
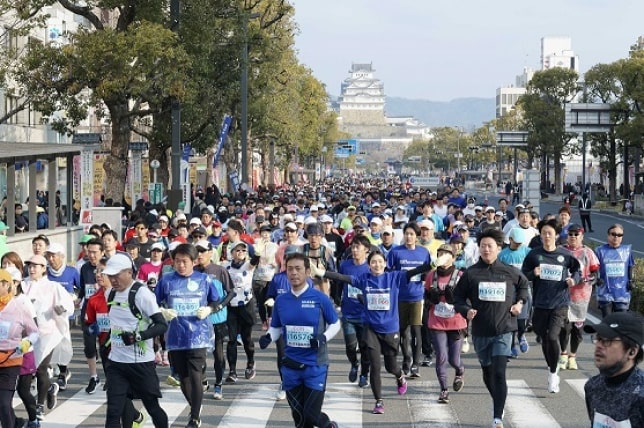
[384,96,496,130]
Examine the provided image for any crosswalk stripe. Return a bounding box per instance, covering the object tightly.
[565,378,587,399]
[408,381,460,427]
[322,383,363,427]
[505,379,561,428]
[218,384,278,427]
[42,389,108,427]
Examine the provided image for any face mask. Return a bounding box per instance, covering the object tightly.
[371,232,381,239]
[467,203,474,209]
[435,253,451,267]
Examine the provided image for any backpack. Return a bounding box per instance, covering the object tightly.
[107,282,144,320]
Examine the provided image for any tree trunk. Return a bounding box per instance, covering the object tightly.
[102,103,132,204]
[554,152,562,194]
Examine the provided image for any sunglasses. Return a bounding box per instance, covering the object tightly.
[610,233,624,237]
[568,232,581,236]
[197,248,211,253]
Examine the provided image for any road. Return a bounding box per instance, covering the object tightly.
[14,320,599,428]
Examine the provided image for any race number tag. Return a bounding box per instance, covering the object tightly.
[606,262,625,278]
[0,321,10,340]
[592,411,632,428]
[539,264,564,281]
[85,284,96,299]
[478,282,506,302]
[285,325,314,348]
[96,314,110,332]
[172,297,200,317]
[347,285,361,299]
[434,302,456,318]
[367,292,391,311]
[110,326,125,347]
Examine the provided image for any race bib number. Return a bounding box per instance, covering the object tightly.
[285,325,314,348]
[606,262,625,278]
[97,314,110,332]
[347,285,361,299]
[0,321,10,340]
[172,297,200,317]
[434,302,456,318]
[367,292,391,311]
[110,326,125,347]
[592,411,632,428]
[540,264,564,281]
[85,284,96,299]
[511,263,522,270]
[256,265,273,277]
[478,282,506,302]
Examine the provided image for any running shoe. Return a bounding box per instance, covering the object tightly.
[46,383,59,410]
[132,411,147,428]
[185,418,201,428]
[397,375,408,395]
[85,376,100,394]
[421,355,433,367]
[438,390,449,403]
[461,337,470,353]
[348,363,359,383]
[493,418,504,428]
[358,375,369,388]
[558,354,568,371]
[510,346,519,359]
[213,385,223,400]
[567,356,578,370]
[373,400,385,414]
[56,372,69,391]
[225,372,238,384]
[276,384,286,401]
[519,335,529,353]
[409,364,420,378]
[166,375,181,387]
[236,334,243,346]
[453,375,464,392]
[35,404,45,420]
[26,420,41,428]
[245,363,256,380]
[548,371,560,393]
[202,380,210,392]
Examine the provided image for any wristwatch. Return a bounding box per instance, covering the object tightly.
[135,333,142,342]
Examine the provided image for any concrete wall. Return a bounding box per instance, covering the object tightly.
[6,226,86,265]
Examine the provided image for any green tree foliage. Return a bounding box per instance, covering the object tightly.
[518,68,579,192]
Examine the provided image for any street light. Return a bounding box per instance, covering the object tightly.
[240,11,261,186]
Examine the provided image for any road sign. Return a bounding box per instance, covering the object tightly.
[564,103,614,133]
[148,183,163,204]
[409,176,440,188]
[496,131,529,147]
[334,139,358,158]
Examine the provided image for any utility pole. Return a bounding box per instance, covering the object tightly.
[168,0,182,210]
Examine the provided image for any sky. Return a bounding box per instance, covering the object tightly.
[293,0,643,101]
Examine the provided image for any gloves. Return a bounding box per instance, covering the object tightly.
[87,323,100,336]
[119,331,138,346]
[309,334,327,349]
[196,306,212,320]
[309,264,326,279]
[16,339,30,354]
[259,333,272,349]
[53,305,66,315]
[444,286,455,304]
[426,288,441,305]
[264,298,275,308]
[160,308,178,321]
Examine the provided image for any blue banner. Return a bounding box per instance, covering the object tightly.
[213,115,233,169]
[182,143,192,162]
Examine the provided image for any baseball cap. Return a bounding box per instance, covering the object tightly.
[347,205,357,211]
[515,204,525,210]
[189,217,202,225]
[495,211,503,216]
[46,242,65,255]
[584,312,643,347]
[26,254,47,266]
[309,205,318,212]
[284,244,303,255]
[284,222,298,231]
[102,253,134,275]
[148,230,160,238]
[168,241,181,252]
[305,222,324,236]
[191,227,207,237]
[231,241,248,251]
[353,219,367,229]
[176,213,187,221]
[0,269,12,283]
[295,215,305,224]
[508,227,526,243]
[283,214,294,222]
[159,215,169,223]
[382,226,394,235]
[259,224,272,232]
[456,224,469,232]
[320,214,333,223]
[194,240,213,251]
[485,206,496,213]
[372,202,381,208]
[370,217,383,226]
[568,223,584,233]
[437,243,455,255]
[419,219,434,230]
[474,206,483,211]
[150,242,165,252]
[79,234,95,244]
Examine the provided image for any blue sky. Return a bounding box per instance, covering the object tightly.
[293,0,643,101]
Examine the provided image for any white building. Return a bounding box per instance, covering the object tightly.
[541,36,579,72]
[339,63,386,125]
[495,67,534,118]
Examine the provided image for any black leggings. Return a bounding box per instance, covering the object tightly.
[559,322,583,355]
[212,322,228,385]
[482,356,508,420]
[16,374,38,422]
[226,305,255,372]
[36,351,53,405]
[286,384,332,428]
[169,349,207,421]
[0,389,15,428]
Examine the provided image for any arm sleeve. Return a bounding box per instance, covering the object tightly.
[453,271,472,317]
[323,319,341,341]
[516,272,530,304]
[267,326,282,341]
[323,271,352,284]
[521,253,537,281]
[139,312,168,340]
[405,263,432,281]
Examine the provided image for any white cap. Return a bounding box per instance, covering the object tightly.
[474,206,483,211]
[304,216,318,225]
[295,215,305,224]
[159,215,169,223]
[46,242,65,255]
[320,214,333,223]
[102,253,134,275]
[309,205,318,212]
[151,242,165,251]
[176,213,187,221]
[168,241,181,252]
[419,219,435,229]
[283,214,294,222]
[372,202,381,208]
[284,222,298,231]
[370,217,383,225]
[5,266,21,281]
[495,211,503,216]
[382,225,394,235]
[190,218,202,225]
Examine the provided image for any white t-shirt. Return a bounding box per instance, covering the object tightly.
[108,283,160,363]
